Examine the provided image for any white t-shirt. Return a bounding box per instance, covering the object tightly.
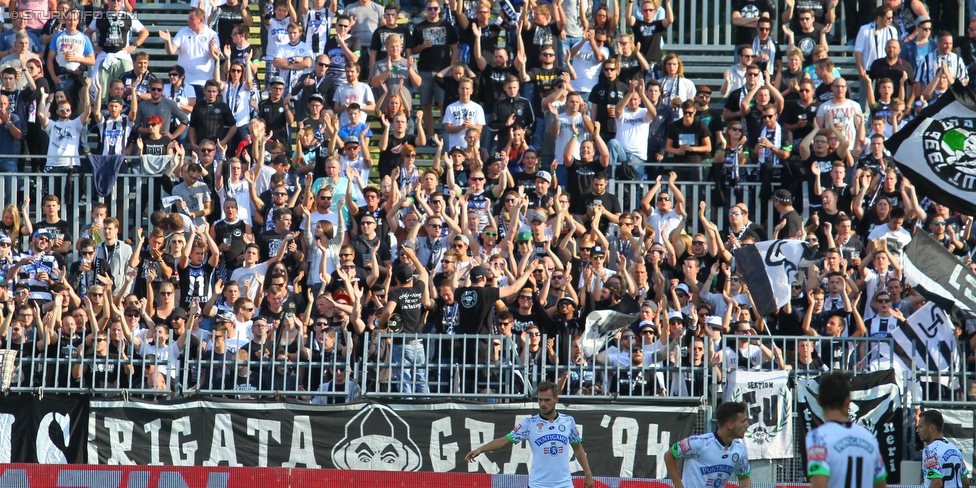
[671,432,751,488]
[44,118,86,168]
[276,41,313,94]
[265,16,291,61]
[50,30,93,73]
[333,83,375,126]
[816,99,863,152]
[647,208,682,245]
[806,421,887,488]
[223,82,250,127]
[555,110,584,162]
[507,413,582,488]
[442,100,486,150]
[170,26,220,86]
[615,107,650,160]
[569,41,609,94]
[230,262,268,300]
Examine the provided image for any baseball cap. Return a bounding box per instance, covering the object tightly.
[394,264,413,283]
[449,145,466,155]
[32,229,52,239]
[591,245,606,255]
[332,293,351,305]
[454,235,470,245]
[283,301,298,313]
[675,283,691,295]
[668,311,684,323]
[916,14,932,26]
[309,93,325,103]
[558,295,577,306]
[401,240,416,250]
[0,234,10,244]
[268,76,285,86]
[107,96,124,106]
[217,312,236,323]
[470,265,489,281]
[344,136,360,146]
[531,211,547,223]
[517,231,532,242]
[535,171,552,183]
[169,307,188,320]
[697,85,712,94]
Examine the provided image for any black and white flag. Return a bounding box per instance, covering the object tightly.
[581,310,638,358]
[891,302,959,373]
[886,81,976,216]
[734,240,822,316]
[902,230,976,319]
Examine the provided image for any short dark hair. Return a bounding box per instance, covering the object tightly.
[918,410,944,432]
[817,371,852,410]
[716,401,746,425]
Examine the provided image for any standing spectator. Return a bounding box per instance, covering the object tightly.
[333,64,375,126]
[46,5,94,97]
[213,0,252,49]
[665,100,712,176]
[751,104,793,191]
[609,79,654,167]
[816,78,863,155]
[720,45,755,98]
[0,8,42,57]
[732,0,774,46]
[411,0,458,141]
[443,77,485,151]
[519,2,565,71]
[119,52,155,104]
[158,8,221,97]
[262,0,299,77]
[189,81,237,153]
[85,0,148,100]
[457,0,498,67]
[869,39,914,107]
[568,29,610,103]
[19,0,54,37]
[900,16,934,70]
[782,10,828,66]
[914,30,969,102]
[369,4,412,69]
[854,6,898,105]
[172,162,213,227]
[628,0,673,69]
[259,77,294,145]
[133,78,189,141]
[323,14,361,87]
[369,34,420,119]
[272,23,313,95]
[95,217,133,294]
[589,59,629,142]
[342,0,385,55]
[38,79,91,174]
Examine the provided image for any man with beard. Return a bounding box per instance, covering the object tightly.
[666,402,752,488]
[133,78,188,139]
[189,80,237,153]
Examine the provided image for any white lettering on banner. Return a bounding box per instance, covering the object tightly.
[503,415,532,474]
[246,419,281,468]
[465,418,500,474]
[105,418,135,465]
[728,370,794,459]
[283,416,320,468]
[36,412,70,464]
[0,413,13,463]
[144,419,163,465]
[948,265,976,304]
[204,414,243,467]
[171,416,198,466]
[430,417,458,472]
[646,423,672,479]
[611,417,639,477]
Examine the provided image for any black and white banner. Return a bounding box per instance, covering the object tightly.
[726,370,794,459]
[902,231,976,319]
[892,302,959,374]
[89,399,698,478]
[734,240,821,316]
[886,81,976,217]
[796,370,904,483]
[0,395,88,463]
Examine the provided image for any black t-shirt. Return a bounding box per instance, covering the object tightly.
[370,25,414,61]
[214,3,247,47]
[696,107,724,137]
[723,87,755,122]
[617,53,643,82]
[413,19,460,72]
[588,79,630,136]
[139,134,172,156]
[781,101,820,141]
[632,19,667,63]
[479,64,519,103]
[460,22,500,61]
[389,281,425,334]
[256,229,290,262]
[805,150,841,188]
[350,234,391,270]
[526,66,568,110]
[177,262,216,308]
[378,131,413,178]
[868,58,914,99]
[258,98,289,141]
[665,119,711,163]
[521,23,561,70]
[454,286,500,335]
[566,159,605,214]
[732,0,776,45]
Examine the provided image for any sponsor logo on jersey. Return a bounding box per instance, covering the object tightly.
[679,438,692,454]
[833,437,876,453]
[943,449,961,462]
[808,446,828,462]
[924,455,939,469]
[534,434,568,446]
[698,465,734,476]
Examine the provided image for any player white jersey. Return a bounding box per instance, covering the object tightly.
[507,413,581,488]
[923,438,970,488]
[670,432,750,488]
[806,421,887,488]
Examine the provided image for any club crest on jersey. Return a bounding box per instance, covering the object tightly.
[546,443,564,456]
[708,478,726,488]
[808,446,827,462]
[922,119,976,189]
[679,438,692,454]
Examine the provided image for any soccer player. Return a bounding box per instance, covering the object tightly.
[465,381,595,488]
[918,410,971,488]
[805,371,887,488]
[665,401,752,488]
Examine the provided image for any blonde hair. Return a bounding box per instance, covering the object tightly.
[2,204,21,237]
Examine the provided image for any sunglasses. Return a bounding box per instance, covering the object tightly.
[150,87,163,92]
[169,72,180,77]
[469,177,486,181]
[361,220,376,225]
[484,231,498,237]
[200,148,216,153]
[877,298,891,303]
[526,332,542,337]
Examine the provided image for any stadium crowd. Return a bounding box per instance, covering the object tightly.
[0,0,974,401]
